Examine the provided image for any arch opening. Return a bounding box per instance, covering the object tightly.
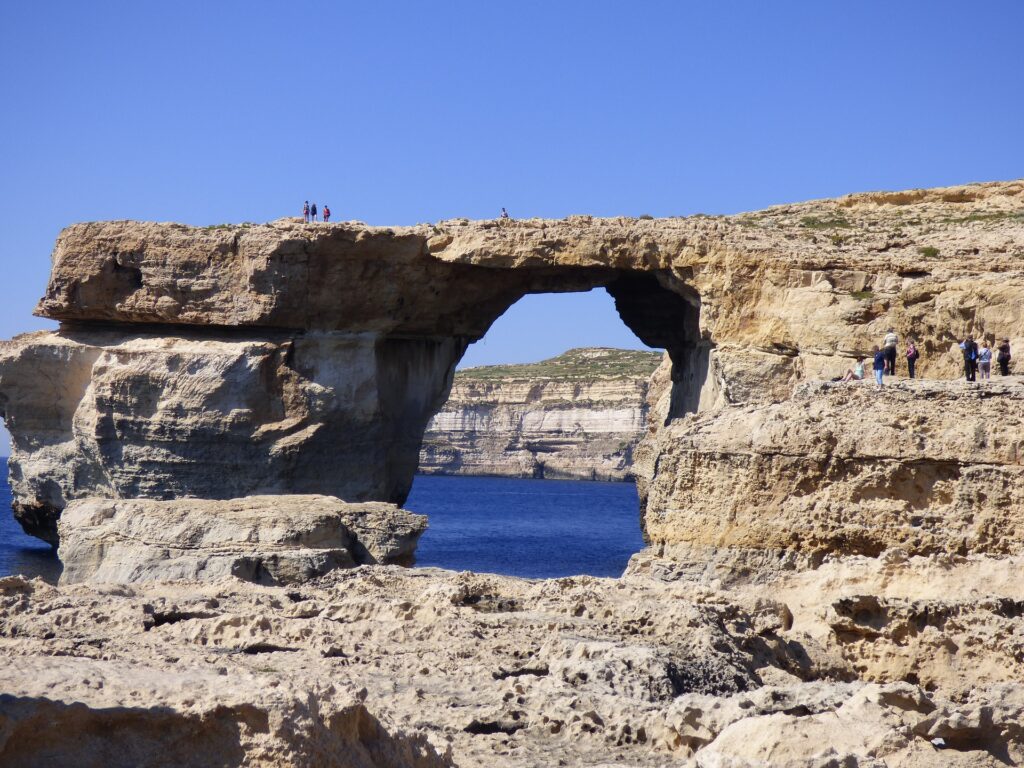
[405,275,707,578]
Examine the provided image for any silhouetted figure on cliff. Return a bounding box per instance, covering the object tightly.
[310,202,318,222]
[323,205,331,222]
[303,201,310,223]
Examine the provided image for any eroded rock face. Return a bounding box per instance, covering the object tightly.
[1,179,1023,548]
[56,495,426,585]
[0,328,457,542]
[639,377,1024,580]
[419,348,662,481]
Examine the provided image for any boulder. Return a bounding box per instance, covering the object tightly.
[56,495,427,585]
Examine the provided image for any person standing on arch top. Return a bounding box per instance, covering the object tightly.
[882,328,898,376]
[323,204,331,223]
[310,202,318,222]
[303,200,310,223]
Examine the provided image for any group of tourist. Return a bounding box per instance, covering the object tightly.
[840,329,1012,389]
[302,201,331,223]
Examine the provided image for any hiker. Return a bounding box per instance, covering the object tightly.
[997,338,1012,376]
[905,340,920,379]
[500,207,510,220]
[872,346,886,389]
[840,358,866,383]
[310,202,318,222]
[882,328,898,375]
[978,340,993,380]
[960,335,978,382]
[303,201,310,223]
[323,204,331,222]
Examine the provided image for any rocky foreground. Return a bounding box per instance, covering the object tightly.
[419,348,663,481]
[3,548,1023,767]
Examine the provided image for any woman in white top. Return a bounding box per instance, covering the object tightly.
[978,340,993,379]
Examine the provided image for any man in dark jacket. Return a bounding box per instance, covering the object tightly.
[310,202,318,222]
[961,336,978,382]
[997,338,1012,376]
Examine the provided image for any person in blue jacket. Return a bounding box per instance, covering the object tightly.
[872,345,886,390]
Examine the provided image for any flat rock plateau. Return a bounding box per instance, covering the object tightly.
[1,179,1024,766]
[419,347,663,481]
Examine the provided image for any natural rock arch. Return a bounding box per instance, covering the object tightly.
[2,179,1024,565]
[0,221,716,544]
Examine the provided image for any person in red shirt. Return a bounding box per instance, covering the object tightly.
[323,205,331,222]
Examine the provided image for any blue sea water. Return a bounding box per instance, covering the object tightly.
[0,466,62,583]
[406,474,644,578]
[0,471,643,582]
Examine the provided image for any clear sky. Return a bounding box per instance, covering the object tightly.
[1,1,1022,454]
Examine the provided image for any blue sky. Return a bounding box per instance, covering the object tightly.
[1,1,1022,454]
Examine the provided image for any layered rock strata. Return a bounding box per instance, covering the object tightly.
[419,348,662,480]
[57,495,426,585]
[3,180,1022,546]
[637,375,1024,582]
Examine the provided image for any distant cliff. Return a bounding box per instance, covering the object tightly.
[418,348,664,481]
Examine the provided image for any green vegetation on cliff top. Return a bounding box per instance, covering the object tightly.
[456,347,663,381]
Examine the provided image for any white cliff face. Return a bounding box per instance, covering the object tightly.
[418,349,663,481]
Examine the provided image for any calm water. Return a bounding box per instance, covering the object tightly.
[0,468,62,582]
[407,474,644,578]
[0,471,643,581]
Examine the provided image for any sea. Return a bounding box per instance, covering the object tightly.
[0,471,644,582]
[0,469,62,583]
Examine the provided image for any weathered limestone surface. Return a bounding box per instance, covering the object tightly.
[3,181,1024,767]
[639,376,1024,581]
[57,495,426,585]
[0,328,456,542]
[419,348,662,481]
[0,653,450,768]
[2,557,1023,767]
[4,180,1022,546]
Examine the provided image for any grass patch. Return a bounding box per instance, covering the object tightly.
[917,246,939,258]
[638,214,654,220]
[457,347,664,381]
[851,290,874,300]
[829,234,846,246]
[800,215,852,230]
[939,211,1024,225]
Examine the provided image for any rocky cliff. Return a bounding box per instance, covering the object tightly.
[418,348,663,481]
[2,180,1024,766]
[3,179,1022,545]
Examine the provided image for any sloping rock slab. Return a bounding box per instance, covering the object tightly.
[0,656,450,768]
[57,495,427,585]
